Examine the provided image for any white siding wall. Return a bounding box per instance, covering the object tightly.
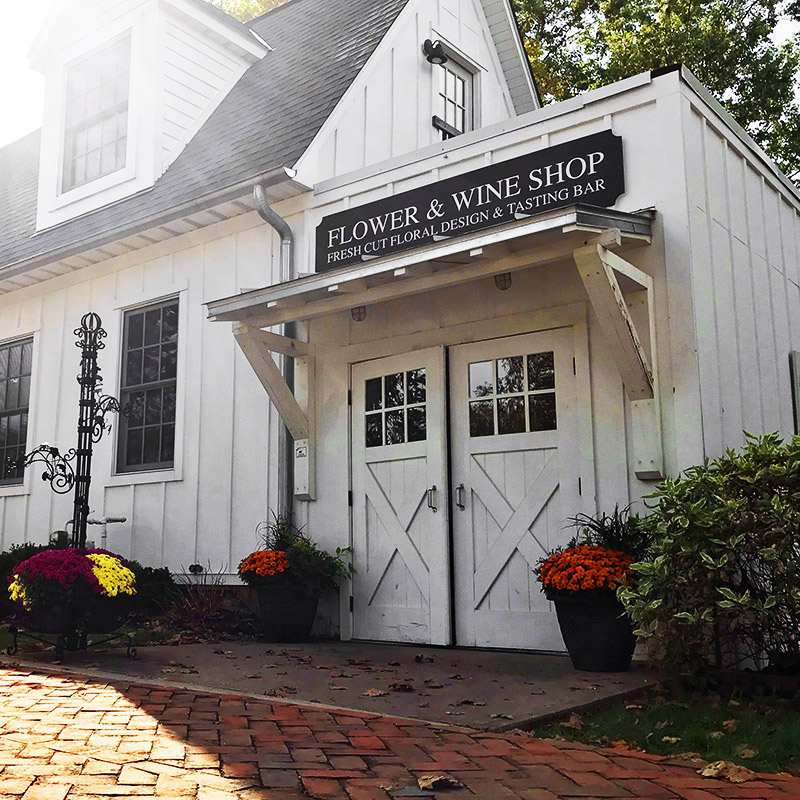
[301,0,517,185]
[159,16,244,170]
[0,215,282,577]
[681,95,800,457]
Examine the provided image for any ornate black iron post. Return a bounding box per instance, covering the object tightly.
[10,313,123,549]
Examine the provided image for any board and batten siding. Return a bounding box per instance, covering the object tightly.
[303,0,517,184]
[160,16,244,169]
[681,93,800,459]
[0,214,282,578]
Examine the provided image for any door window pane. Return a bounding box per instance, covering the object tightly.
[529,393,557,431]
[407,406,427,442]
[528,352,555,390]
[469,361,493,397]
[366,414,382,448]
[406,369,426,404]
[469,400,494,437]
[496,356,524,394]
[384,373,404,408]
[498,396,525,434]
[365,378,382,411]
[385,410,405,445]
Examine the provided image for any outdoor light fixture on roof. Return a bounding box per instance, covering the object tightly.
[423,39,448,65]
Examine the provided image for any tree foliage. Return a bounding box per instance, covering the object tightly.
[513,0,800,180]
[209,0,285,22]
[620,433,800,675]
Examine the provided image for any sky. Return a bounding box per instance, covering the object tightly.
[0,3,798,149]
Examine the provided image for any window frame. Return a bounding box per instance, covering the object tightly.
[433,57,474,140]
[116,297,180,475]
[61,32,132,195]
[0,337,34,488]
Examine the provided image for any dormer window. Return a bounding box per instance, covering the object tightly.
[62,34,131,193]
[433,61,472,140]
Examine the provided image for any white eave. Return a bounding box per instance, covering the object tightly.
[480,0,540,113]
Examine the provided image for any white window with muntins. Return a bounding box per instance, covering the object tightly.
[434,60,472,139]
[62,34,131,193]
[0,338,33,487]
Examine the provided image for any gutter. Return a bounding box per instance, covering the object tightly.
[0,166,297,283]
[253,183,297,517]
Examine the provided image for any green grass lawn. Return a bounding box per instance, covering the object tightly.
[535,685,800,776]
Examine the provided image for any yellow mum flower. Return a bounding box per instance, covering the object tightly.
[87,554,136,597]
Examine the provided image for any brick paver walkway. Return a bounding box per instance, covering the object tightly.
[0,667,796,799]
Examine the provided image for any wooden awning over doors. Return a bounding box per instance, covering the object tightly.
[207,203,663,499]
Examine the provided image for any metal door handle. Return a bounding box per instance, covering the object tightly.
[455,484,465,510]
[427,485,438,513]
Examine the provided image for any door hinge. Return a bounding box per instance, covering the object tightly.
[578,477,582,495]
[348,489,353,507]
[349,595,354,612]
[347,389,352,406]
[573,357,576,375]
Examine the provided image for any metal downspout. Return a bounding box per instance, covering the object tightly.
[254,184,295,516]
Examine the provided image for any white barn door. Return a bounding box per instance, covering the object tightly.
[351,348,451,644]
[449,330,579,650]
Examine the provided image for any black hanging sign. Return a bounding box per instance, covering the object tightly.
[315,129,624,272]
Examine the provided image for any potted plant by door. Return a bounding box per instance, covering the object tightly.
[535,506,650,672]
[239,514,351,642]
[8,548,137,637]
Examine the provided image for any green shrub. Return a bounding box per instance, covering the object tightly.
[619,433,800,675]
[127,561,178,612]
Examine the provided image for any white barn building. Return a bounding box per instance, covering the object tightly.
[2,0,800,648]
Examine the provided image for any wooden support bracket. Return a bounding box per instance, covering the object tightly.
[233,325,310,442]
[573,241,664,480]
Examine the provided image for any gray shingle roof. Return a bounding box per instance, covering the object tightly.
[0,0,411,274]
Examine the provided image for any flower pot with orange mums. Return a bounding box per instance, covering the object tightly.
[239,513,352,642]
[535,506,650,672]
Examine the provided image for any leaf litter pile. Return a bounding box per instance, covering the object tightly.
[535,684,800,776]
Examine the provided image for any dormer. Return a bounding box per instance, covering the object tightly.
[29,0,268,231]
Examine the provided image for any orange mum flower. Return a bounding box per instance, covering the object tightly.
[239,550,290,578]
[537,546,634,592]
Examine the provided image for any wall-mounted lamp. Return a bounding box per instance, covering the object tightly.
[494,273,512,291]
[423,39,448,65]
[351,306,367,322]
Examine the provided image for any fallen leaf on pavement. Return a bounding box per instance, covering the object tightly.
[414,654,434,663]
[363,688,387,697]
[329,685,347,691]
[560,714,583,730]
[389,681,414,692]
[457,699,486,706]
[265,686,297,697]
[424,679,443,688]
[449,674,463,680]
[698,761,755,783]
[418,774,462,790]
[491,713,513,720]
[722,719,738,733]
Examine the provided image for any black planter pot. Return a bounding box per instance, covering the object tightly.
[255,584,319,642]
[548,590,636,672]
[16,597,129,636]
